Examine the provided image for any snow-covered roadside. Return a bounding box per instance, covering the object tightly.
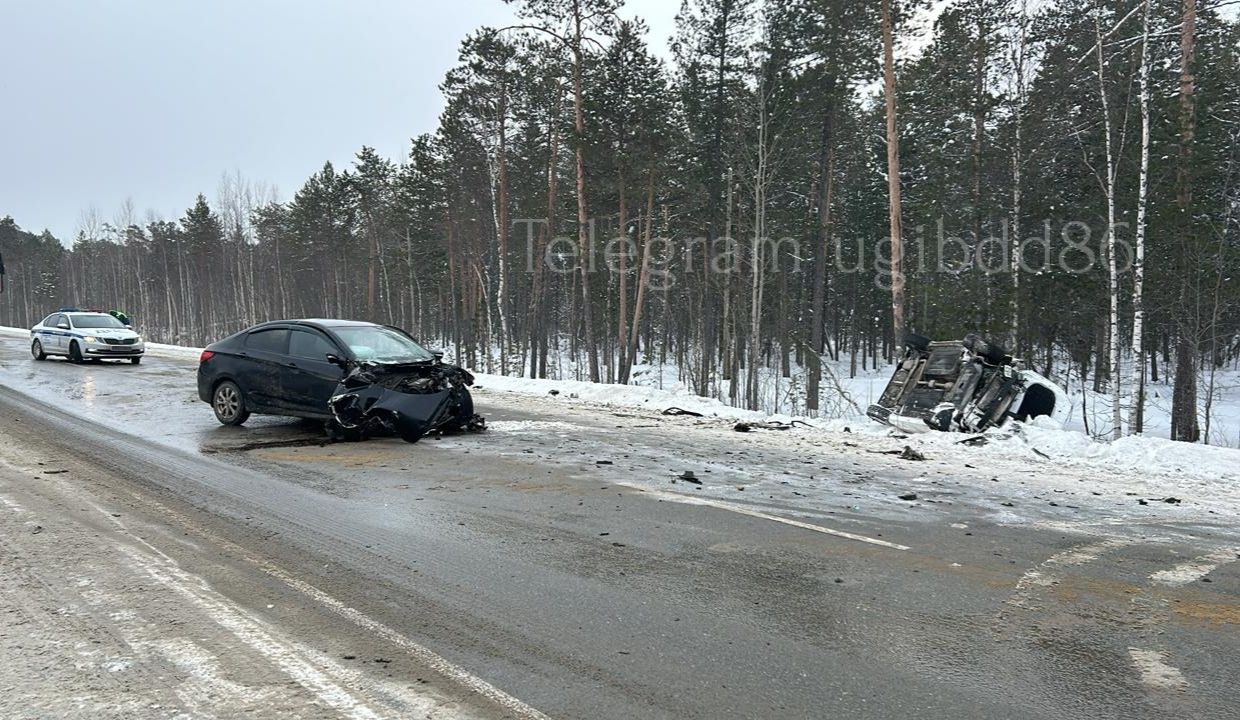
[470,369,1240,491]
[2,325,1235,520]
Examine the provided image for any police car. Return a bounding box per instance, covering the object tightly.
[30,310,146,364]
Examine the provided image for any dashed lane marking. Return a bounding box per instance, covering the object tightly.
[1128,648,1189,691]
[625,484,910,551]
[1004,538,1131,610]
[1149,548,1240,587]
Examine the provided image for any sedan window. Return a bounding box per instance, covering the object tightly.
[289,330,338,361]
[68,314,125,329]
[244,328,289,354]
[333,326,435,363]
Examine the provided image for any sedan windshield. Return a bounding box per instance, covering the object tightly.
[69,314,125,329]
[333,326,435,363]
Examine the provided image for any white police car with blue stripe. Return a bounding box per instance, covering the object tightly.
[31,311,146,364]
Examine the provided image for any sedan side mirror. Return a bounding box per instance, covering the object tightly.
[325,353,346,368]
[57,322,70,330]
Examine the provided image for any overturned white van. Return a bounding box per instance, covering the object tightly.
[867,334,1070,434]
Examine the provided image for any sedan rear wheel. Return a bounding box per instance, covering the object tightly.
[31,340,46,361]
[212,380,250,426]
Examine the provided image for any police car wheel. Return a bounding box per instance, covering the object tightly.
[68,341,83,363]
[130,357,141,365]
[31,340,46,361]
[213,381,250,426]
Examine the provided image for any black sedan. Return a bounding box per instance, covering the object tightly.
[197,319,481,441]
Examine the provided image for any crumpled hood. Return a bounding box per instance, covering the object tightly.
[327,359,482,443]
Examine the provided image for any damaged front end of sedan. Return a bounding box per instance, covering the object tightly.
[867,333,1069,434]
[327,360,485,443]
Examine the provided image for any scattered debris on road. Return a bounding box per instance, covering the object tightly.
[662,407,704,418]
[867,445,926,461]
[676,471,702,485]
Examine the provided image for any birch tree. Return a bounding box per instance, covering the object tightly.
[1128,0,1151,435]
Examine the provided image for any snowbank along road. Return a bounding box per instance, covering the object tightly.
[0,332,1237,719]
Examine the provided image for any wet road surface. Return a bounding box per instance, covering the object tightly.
[0,335,1237,719]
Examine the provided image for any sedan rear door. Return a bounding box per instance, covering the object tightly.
[237,327,291,410]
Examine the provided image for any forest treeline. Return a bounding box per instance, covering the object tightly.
[1,0,1238,440]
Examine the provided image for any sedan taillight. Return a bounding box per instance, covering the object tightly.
[199,350,215,364]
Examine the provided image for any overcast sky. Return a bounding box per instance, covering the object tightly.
[1,0,679,242]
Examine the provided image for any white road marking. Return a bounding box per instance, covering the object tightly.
[1006,538,1129,609]
[1045,539,1129,567]
[626,485,910,551]
[115,543,385,720]
[97,498,555,720]
[1149,548,1239,587]
[1128,648,1189,690]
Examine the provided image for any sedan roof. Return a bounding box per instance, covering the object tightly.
[244,319,381,331]
[297,318,380,328]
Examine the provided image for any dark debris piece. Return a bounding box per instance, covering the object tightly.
[662,407,704,417]
[899,446,926,461]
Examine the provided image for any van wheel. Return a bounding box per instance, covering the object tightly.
[68,341,83,363]
[212,381,250,426]
[31,340,46,361]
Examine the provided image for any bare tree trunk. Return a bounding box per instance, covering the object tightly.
[572,2,600,383]
[807,82,835,416]
[747,82,771,411]
[1171,0,1200,442]
[1006,0,1026,346]
[623,171,656,386]
[1129,0,1151,435]
[496,79,511,375]
[971,12,988,330]
[881,0,906,353]
[529,88,562,378]
[616,174,628,379]
[1094,10,1123,440]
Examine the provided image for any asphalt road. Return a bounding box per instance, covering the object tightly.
[0,338,1237,719]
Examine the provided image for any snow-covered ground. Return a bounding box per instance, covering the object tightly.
[482,345,1240,444]
[2,325,1236,526]
[472,366,1240,517]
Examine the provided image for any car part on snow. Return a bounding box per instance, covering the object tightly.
[868,445,927,461]
[867,333,1069,434]
[733,420,814,432]
[735,421,786,432]
[328,359,486,443]
[662,407,704,417]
